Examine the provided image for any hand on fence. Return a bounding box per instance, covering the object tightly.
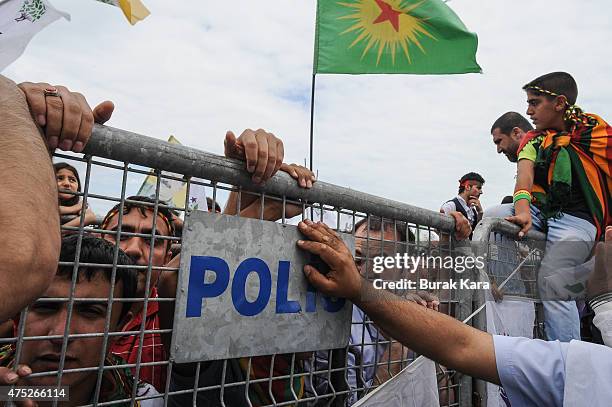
[297,220,361,300]
[224,129,284,184]
[0,364,37,407]
[280,163,316,188]
[18,82,114,153]
[448,211,471,241]
[59,201,84,216]
[505,200,532,238]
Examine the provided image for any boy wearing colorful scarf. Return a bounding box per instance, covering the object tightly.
[506,72,611,341]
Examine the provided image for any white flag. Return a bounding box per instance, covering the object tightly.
[485,298,536,407]
[0,0,69,71]
[353,356,439,407]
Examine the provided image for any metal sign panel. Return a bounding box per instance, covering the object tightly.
[171,211,353,363]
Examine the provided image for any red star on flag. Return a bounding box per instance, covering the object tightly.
[373,0,402,32]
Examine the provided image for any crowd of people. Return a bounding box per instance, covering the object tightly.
[0,69,610,407]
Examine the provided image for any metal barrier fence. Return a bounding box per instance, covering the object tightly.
[471,219,547,405]
[1,123,541,407]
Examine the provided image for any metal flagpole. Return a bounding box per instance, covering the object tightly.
[308,73,316,171]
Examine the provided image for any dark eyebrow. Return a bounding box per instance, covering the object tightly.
[76,300,109,308]
[108,225,136,233]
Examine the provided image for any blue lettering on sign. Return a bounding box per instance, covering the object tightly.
[276,261,302,314]
[232,258,272,316]
[186,256,230,318]
[185,256,345,318]
[305,283,317,312]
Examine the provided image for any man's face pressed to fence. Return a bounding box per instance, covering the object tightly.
[355,224,403,281]
[19,273,123,389]
[103,207,172,294]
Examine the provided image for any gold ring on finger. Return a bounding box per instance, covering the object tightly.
[43,87,61,98]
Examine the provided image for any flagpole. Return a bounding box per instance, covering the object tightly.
[308,73,316,171]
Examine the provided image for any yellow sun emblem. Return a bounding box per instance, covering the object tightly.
[337,0,436,65]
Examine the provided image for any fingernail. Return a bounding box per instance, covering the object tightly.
[307,181,313,188]
[253,176,261,184]
[37,115,46,126]
[247,165,255,173]
[19,366,32,375]
[73,141,84,153]
[297,240,304,245]
[7,372,18,382]
[60,139,73,151]
[48,136,58,150]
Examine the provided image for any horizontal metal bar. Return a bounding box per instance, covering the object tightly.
[0,328,173,343]
[472,217,546,242]
[86,125,456,232]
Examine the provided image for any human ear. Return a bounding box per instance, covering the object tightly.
[555,95,568,111]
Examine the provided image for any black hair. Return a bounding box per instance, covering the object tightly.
[101,195,175,237]
[206,197,222,213]
[458,172,485,193]
[490,112,533,135]
[353,216,415,243]
[501,195,513,205]
[54,162,81,207]
[58,235,137,324]
[522,72,578,105]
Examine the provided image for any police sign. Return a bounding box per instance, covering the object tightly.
[170,211,353,363]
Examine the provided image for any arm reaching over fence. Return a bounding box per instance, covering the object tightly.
[0,75,60,322]
[296,219,500,385]
[297,219,612,406]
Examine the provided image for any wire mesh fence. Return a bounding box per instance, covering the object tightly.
[470,219,547,405]
[0,124,545,407]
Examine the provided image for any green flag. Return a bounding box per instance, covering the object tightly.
[314,0,481,74]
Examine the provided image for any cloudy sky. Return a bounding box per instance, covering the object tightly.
[4,0,611,216]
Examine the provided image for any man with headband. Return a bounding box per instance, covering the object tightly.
[504,72,612,341]
[440,172,485,240]
[100,196,176,391]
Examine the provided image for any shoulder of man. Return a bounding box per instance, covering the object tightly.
[440,200,457,213]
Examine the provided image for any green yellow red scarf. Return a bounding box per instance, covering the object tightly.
[518,113,612,239]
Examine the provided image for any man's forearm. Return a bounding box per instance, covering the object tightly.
[353,282,500,384]
[223,190,259,215]
[0,75,60,320]
[514,160,535,194]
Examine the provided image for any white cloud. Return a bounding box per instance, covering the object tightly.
[4,0,611,217]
